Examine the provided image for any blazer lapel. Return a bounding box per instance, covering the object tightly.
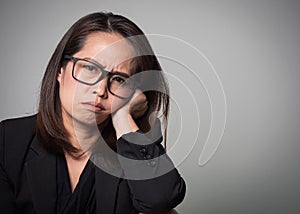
[25,137,57,214]
[25,136,123,214]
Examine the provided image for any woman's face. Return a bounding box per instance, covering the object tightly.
[57,32,134,127]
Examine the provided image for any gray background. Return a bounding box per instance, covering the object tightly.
[1,0,300,213]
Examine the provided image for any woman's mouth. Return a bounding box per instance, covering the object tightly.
[82,102,105,112]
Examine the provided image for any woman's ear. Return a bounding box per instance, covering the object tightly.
[57,67,63,83]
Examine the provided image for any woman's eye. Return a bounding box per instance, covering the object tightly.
[83,65,98,73]
[112,76,125,84]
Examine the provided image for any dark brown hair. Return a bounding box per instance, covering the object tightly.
[36,12,169,156]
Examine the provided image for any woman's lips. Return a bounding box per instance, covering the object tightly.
[82,102,105,112]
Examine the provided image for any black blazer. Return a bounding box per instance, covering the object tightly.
[0,115,186,214]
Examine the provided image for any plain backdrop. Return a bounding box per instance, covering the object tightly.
[1,0,300,213]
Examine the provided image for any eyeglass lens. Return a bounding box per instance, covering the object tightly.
[73,59,136,98]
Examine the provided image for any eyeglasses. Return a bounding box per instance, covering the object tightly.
[64,55,137,99]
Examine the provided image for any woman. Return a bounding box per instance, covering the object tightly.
[0,12,185,214]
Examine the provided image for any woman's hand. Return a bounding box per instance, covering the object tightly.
[130,91,148,119]
[111,89,148,139]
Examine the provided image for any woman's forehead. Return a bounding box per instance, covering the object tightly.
[84,33,134,61]
[78,32,136,74]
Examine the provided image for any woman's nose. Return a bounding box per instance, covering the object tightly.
[93,78,108,98]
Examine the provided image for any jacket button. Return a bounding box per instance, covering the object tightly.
[145,154,152,159]
[140,147,147,154]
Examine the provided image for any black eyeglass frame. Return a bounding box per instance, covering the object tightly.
[64,55,137,99]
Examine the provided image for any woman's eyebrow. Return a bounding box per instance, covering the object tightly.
[110,71,130,77]
[85,58,106,69]
[84,57,131,77]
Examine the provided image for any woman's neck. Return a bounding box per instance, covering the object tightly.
[61,113,109,154]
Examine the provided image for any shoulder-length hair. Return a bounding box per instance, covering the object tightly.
[36,12,169,156]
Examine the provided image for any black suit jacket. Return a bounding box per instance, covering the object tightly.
[0,115,185,214]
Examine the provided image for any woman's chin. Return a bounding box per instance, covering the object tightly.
[95,114,110,126]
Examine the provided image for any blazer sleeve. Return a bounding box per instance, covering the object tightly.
[116,119,186,213]
[0,121,16,213]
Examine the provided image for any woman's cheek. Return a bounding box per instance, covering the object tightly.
[59,76,76,112]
